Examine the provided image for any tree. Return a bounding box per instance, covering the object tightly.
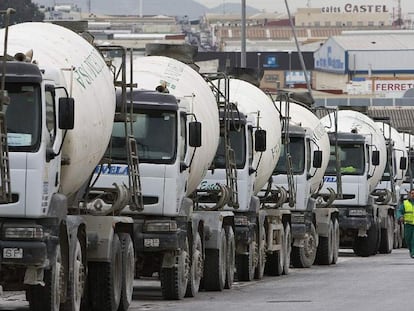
[0,0,44,28]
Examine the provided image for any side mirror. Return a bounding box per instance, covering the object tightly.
[400,157,408,170]
[313,150,323,168]
[59,97,74,130]
[189,121,202,147]
[372,150,380,166]
[255,129,266,152]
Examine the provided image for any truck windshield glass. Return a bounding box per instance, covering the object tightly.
[326,143,364,175]
[273,136,305,175]
[214,127,245,169]
[5,83,41,151]
[109,111,176,164]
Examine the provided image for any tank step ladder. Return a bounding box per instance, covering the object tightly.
[0,110,11,203]
[127,135,143,211]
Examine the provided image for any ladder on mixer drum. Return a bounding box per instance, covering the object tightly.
[127,135,144,211]
[0,110,11,203]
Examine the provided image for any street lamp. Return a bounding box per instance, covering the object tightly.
[288,50,292,87]
[257,52,261,84]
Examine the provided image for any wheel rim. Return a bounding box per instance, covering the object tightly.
[52,245,62,311]
[73,241,84,309]
[125,241,135,304]
[284,224,291,274]
[114,240,123,306]
[193,234,203,290]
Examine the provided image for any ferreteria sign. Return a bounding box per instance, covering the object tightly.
[321,3,389,13]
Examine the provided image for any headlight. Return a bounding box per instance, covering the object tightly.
[144,220,177,232]
[4,226,44,240]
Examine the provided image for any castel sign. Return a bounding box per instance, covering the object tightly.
[321,3,389,14]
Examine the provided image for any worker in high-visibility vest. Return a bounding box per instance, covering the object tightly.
[397,189,414,258]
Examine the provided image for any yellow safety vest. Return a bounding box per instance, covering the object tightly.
[403,200,414,225]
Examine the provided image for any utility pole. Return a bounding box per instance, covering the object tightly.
[241,0,246,67]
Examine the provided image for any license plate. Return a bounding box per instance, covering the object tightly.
[3,248,23,259]
[144,238,160,248]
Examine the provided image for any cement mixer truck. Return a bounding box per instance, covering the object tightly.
[202,77,284,281]
[373,121,407,253]
[320,110,388,256]
[269,95,339,267]
[0,21,136,311]
[89,55,234,299]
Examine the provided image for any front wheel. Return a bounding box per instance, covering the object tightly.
[186,232,203,297]
[291,223,317,268]
[224,226,235,289]
[87,233,123,311]
[379,214,394,254]
[26,244,63,311]
[254,225,266,280]
[160,238,190,300]
[118,233,135,311]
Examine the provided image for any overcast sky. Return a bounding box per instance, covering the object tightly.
[194,0,414,14]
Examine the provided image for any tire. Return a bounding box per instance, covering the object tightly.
[236,230,256,281]
[254,225,266,280]
[379,214,394,254]
[63,239,85,311]
[26,244,63,311]
[283,222,291,275]
[265,222,284,276]
[316,219,334,265]
[160,238,190,300]
[203,229,226,291]
[224,226,235,289]
[118,233,134,311]
[331,218,340,264]
[88,233,123,311]
[185,232,203,297]
[353,221,379,257]
[291,223,317,268]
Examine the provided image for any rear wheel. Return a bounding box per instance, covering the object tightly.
[224,226,235,289]
[88,233,122,311]
[26,244,63,311]
[118,233,134,311]
[186,232,203,297]
[291,223,317,268]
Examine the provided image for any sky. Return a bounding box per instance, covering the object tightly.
[194,0,414,14]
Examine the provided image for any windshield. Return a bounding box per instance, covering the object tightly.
[273,136,305,175]
[326,143,364,176]
[214,127,246,169]
[108,110,177,164]
[5,83,41,151]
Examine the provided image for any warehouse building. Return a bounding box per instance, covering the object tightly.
[313,30,414,97]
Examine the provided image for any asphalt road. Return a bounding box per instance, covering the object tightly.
[1,248,413,311]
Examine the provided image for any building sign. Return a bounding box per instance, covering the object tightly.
[263,55,279,68]
[285,71,311,85]
[373,80,414,98]
[321,3,389,13]
[314,44,346,73]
